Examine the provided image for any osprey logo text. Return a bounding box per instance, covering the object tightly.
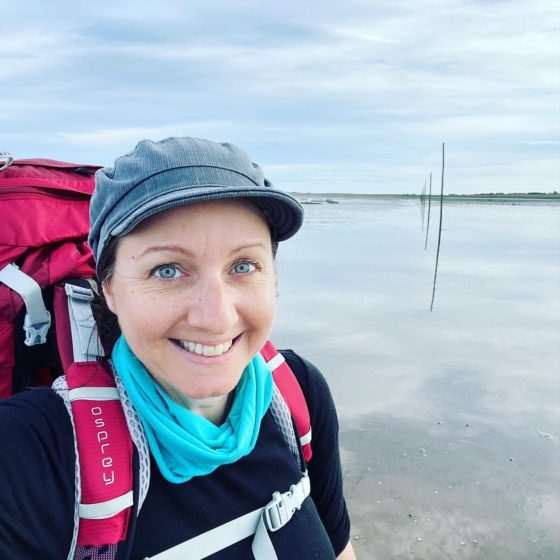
[91,405,115,485]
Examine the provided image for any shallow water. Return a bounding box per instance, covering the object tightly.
[271,198,560,560]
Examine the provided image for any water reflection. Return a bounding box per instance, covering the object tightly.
[341,412,559,559]
[271,198,560,559]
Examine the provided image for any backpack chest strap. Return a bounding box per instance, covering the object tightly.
[143,472,310,560]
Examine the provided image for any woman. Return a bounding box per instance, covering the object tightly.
[0,137,356,559]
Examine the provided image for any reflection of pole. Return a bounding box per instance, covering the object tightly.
[424,172,432,250]
[430,143,445,312]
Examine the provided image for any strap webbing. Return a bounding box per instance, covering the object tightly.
[252,473,311,560]
[265,353,285,371]
[65,283,104,362]
[147,508,262,560]
[300,429,312,446]
[146,474,310,560]
[0,263,51,345]
[79,490,134,520]
[260,341,313,462]
[68,386,120,401]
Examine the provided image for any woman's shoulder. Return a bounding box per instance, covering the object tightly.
[278,349,350,554]
[278,349,338,427]
[0,387,76,558]
[0,385,68,415]
[279,349,332,400]
[0,386,73,448]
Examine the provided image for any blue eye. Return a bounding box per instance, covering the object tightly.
[233,261,256,274]
[154,265,181,279]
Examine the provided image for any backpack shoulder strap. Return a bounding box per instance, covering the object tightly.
[259,340,312,462]
[53,282,134,557]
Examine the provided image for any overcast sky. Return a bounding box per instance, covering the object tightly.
[2,0,559,194]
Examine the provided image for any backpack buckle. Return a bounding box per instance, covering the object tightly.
[263,491,290,532]
[23,311,52,346]
[263,473,310,532]
[0,151,13,171]
[0,263,52,346]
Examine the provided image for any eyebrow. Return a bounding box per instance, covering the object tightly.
[137,242,269,258]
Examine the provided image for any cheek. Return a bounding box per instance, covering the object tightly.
[251,284,277,331]
[109,290,163,343]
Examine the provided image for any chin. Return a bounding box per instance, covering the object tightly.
[179,376,242,401]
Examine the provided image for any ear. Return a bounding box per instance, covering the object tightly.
[102,280,117,314]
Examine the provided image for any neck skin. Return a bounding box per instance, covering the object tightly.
[182,394,232,425]
[158,379,232,425]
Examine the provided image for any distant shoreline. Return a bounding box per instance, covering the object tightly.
[292,192,560,204]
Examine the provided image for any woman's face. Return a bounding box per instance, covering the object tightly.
[103,199,277,399]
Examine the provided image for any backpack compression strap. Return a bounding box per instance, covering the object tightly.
[53,283,134,549]
[260,341,313,462]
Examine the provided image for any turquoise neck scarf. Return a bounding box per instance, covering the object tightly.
[111,335,273,483]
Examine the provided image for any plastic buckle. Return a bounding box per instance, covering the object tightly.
[23,311,52,346]
[263,491,290,532]
[264,484,307,533]
[65,283,94,301]
[0,152,13,171]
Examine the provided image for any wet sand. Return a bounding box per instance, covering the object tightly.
[341,414,559,559]
[271,197,560,559]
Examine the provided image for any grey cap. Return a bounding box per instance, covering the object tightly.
[88,136,304,267]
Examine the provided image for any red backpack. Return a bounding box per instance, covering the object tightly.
[0,157,98,397]
[0,156,312,554]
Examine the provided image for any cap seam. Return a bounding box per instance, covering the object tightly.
[130,164,261,191]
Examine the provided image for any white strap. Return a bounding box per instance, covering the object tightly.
[146,474,310,560]
[146,507,262,560]
[265,353,285,371]
[252,473,311,560]
[300,428,312,446]
[79,490,134,520]
[68,386,121,401]
[252,517,277,560]
[0,151,13,170]
[0,263,51,345]
[261,474,310,533]
[65,283,104,362]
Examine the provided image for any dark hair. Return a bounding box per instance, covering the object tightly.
[92,235,122,352]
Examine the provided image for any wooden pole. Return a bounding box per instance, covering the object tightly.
[430,143,445,312]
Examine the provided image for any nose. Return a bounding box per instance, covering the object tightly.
[187,274,238,335]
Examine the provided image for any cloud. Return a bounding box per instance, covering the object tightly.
[2,0,559,192]
[519,140,560,146]
[57,122,228,145]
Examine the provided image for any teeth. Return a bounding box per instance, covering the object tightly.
[178,339,233,356]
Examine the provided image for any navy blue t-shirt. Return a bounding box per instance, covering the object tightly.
[0,351,350,559]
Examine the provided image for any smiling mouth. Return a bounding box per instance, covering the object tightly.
[172,337,237,357]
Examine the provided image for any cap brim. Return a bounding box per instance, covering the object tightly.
[111,185,304,242]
